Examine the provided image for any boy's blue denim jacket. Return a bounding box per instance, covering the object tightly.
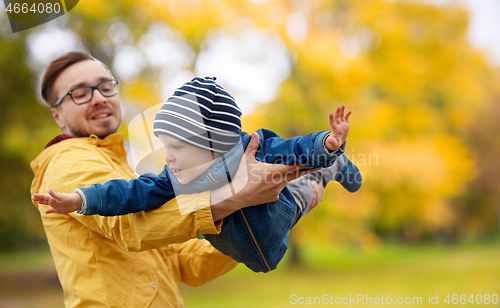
[79,129,359,272]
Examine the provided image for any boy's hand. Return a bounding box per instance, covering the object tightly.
[32,188,83,214]
[325,104,351,151]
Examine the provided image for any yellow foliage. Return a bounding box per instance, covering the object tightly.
[31,0,497,242]
[365,134,473,197]
[121,80,162,109]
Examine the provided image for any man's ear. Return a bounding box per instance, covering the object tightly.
[51,107,65,131]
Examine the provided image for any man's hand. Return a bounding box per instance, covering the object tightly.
[32,188,83,214]
[324,104,351,151]
[210,132,319,221]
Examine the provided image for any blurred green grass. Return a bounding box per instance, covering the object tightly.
[181,238,500,307]
[1,239,499,307]
[0,249,62,308]
[0,249,55,274]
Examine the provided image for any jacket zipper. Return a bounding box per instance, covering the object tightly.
[213,156,271,271]
[239,209,272,272]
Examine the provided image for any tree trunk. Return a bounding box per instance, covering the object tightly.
[288,232,303,268]
[497,198,500,235]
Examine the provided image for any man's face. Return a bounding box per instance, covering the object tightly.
[158,134,219,184]
[51,60,122,138]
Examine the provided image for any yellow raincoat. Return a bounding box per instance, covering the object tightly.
[30,133,237,307]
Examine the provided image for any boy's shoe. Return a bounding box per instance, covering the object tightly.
[287,154,362,225]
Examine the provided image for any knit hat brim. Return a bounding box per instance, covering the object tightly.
[153,77,242,154]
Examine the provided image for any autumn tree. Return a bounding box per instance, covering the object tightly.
[0,0,498,253]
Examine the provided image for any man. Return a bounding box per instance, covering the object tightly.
[30,51,323,307]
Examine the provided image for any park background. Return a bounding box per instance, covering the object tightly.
[0,0,499,307]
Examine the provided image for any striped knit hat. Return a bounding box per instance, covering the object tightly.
[153,77,242,154]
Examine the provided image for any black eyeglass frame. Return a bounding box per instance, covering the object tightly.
[53,79,119,107]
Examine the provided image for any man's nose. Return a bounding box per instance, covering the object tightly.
[89,88,107,106]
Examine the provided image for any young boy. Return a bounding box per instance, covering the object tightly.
[33,77,361,272]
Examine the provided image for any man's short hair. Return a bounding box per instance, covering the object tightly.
[41,51,93,107]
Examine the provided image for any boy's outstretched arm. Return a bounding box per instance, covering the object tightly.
[210,132,320,221]
[33,188,83,214]
[255,104,352,168]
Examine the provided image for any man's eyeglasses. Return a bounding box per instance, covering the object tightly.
[54,79,119,107]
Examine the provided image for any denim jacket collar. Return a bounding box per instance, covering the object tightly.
[164,139,245,194]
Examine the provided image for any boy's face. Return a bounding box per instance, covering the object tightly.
[158,134,219,184]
